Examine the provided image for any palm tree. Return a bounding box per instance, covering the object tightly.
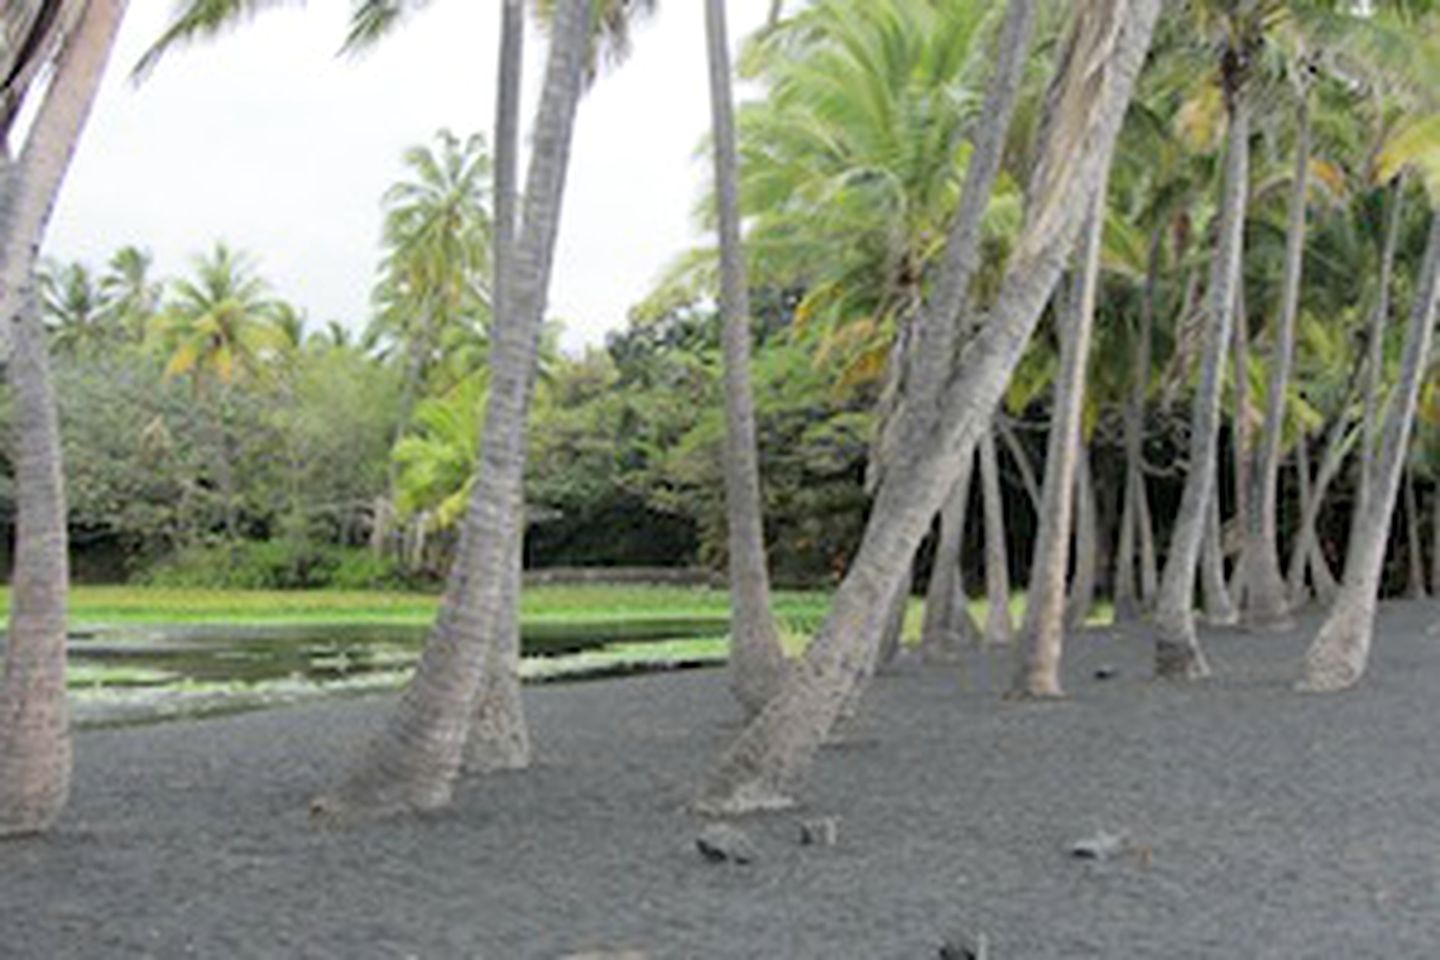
[38,258,110,354]
[1150,6,1261,680]
[309,0,596,820]
[366,129,494,558]
[1237,64,1314,629]
[1011,172,1110,699]
[465,0,530,777]
[0,0,128,838]
[704,0,786,714]
[918,458,979,661]
[148,242,282,538]
[100,244,162,341]
[695,0,1161,814]
[978,429,1014,645]
[1301,207,1440,690]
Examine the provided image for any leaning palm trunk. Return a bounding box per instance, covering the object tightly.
[694,0,1160,814]
[1012,183,1108,699]
[705,0,786,714]
[919,458,978,662]
[1300,212,1440,692]
[463,0,531,775]
[312,0,591,820]
[0,0,127,838]
[979,428,1014,645]
[1152,69,1252,679]
[1241,89,1310,629]
[1354,178,1406,531]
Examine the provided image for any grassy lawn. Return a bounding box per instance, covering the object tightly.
[7,584,835,630]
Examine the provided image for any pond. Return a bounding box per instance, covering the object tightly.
[56,618,733,728]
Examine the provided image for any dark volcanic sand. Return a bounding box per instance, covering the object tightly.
[5,601,1440,958]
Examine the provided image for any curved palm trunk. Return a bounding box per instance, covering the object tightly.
[1241,91,1310,629]
[705,0,786,714]
[996,416,1042,515]
[0,0,127,837]
[694,0,1160,814]
[314,0,591,820]
[1012,184,1107,698]
[464,0,531,776]
[1300,212,1440,692]
[0,295,69,837]
[919,457,978,662]
[979,429,1014,646]
[1153,73,1251,680]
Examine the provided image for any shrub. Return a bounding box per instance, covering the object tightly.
[140,540,421,591]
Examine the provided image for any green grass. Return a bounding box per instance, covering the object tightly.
[2,583,1108,638]
[11,584,833,630]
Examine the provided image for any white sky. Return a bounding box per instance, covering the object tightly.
[44,0,771,353]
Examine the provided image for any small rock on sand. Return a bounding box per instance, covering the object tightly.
[696,824,757,864]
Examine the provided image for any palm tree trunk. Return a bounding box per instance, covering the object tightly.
[1202,483,1237,624]
[1287,415,1351,604]
[1242,89,1310,629]
[1227,294,1253,609]
[1354,178,1406,529]
[1114,226,1161,622]
[210,386,238,540]
[0,0,127,838]
[312,0,592,821]
[1403,469,1427,599]
[1138,452,1159,604]
[705,0,786,714]
[1065,442,1098,630]
[1300,212,1440,692]
[1153,66,1251,680]
[919,458,977,662]
[996,415,1042,515]
[1287,431,1316,605]
[463,0,531,776]
[1431,482,1440,598]
[979,428,1014,646]
[0,294,70,838]
[872,575,909,671]
[1012,183,1107,698]
[694,0,1159,814]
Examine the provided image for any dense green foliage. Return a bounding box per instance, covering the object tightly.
[8,0,1440,603]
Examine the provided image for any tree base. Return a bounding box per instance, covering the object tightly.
[1003,685,1066,702]
[1297,649,1364,693]
[1155,640,1211,681]
[692,779,797,817]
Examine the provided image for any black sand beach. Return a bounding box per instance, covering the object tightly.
[5,601,1440,958]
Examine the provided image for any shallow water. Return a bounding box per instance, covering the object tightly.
[54,618,730,728]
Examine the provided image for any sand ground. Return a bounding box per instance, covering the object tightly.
[4,600,1439,958]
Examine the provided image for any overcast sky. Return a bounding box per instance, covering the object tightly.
[43,1,771,353]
